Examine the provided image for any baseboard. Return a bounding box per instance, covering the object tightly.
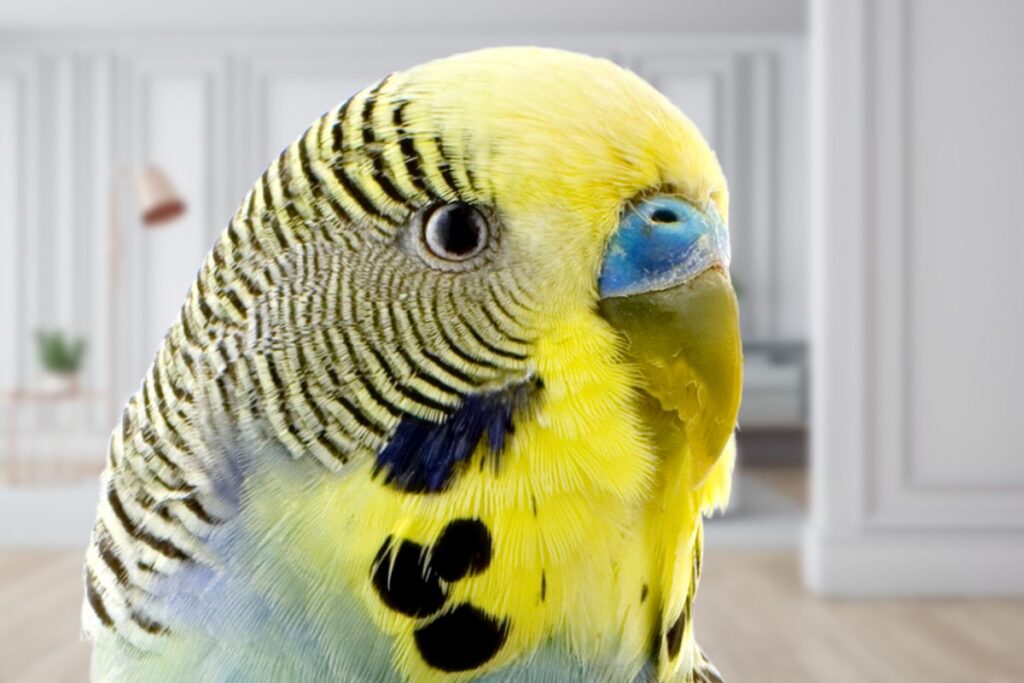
[0,484,99,547]
[803,525,1024,597]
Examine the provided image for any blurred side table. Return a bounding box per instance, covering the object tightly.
[0,388,110,486]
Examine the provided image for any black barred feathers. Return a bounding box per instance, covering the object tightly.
[82,67,540,649]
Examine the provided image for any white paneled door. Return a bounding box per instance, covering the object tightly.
[806,0,1024,596]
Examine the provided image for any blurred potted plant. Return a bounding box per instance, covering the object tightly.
[34,329,87,394]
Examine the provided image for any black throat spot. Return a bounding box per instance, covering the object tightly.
[370,537,446,618]
[414,603,510,672]
[432,518,493,581]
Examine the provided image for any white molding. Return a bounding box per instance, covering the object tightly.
[803,525,1024,597]
[748,52,779,338]
[0,65,28,392]
[0,1,807,34]
[21,55,45,393]
[52,55,75,331]
[809,0,876,541]
[0,31,804,56]
[89,53,114,426]
[0,484,99,547]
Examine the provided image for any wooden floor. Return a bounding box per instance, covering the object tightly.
[698,552,1024,682]
[1,550,92,682]
[2,550,1023,682]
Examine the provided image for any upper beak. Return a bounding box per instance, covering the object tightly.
[597,196,742,485]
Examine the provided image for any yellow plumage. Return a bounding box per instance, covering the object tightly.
[246,310,735,682]
[245,48,737,681]
[84,46,739,683]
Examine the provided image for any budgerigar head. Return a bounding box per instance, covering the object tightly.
[225,46,740,488]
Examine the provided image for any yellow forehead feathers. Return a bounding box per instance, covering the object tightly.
[388,47,728,233]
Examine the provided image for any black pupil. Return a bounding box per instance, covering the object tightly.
[650,208,679,223]
[434,204,482,255]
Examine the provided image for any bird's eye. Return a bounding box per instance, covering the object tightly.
[422,203,489,261]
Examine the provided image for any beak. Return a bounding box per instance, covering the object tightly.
[597,196,742,485]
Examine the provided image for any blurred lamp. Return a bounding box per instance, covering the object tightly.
[134,166,186,226]
[106,164,185,419]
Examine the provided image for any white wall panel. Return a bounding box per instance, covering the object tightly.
[806,0,1024,596]
[905,0,1024,487]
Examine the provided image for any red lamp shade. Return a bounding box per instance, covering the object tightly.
[135,166,186,226]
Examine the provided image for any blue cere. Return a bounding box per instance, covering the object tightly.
[598,196,730,299]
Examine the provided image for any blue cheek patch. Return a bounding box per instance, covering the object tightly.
[598,196,729,299]
[374,379,539,493]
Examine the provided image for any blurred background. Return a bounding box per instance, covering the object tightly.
[1,0,1021,680]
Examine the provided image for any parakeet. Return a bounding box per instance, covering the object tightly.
[82,47,742,682]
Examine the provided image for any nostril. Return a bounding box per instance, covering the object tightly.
[649,208,679,223]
